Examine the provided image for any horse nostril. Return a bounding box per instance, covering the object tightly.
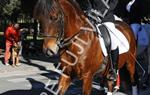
[46,49,55,56]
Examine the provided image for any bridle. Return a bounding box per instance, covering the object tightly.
[41,0,82,50]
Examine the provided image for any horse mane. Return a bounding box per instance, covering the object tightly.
[34,0,58,19]
[34,0,84,19]
[66,0,84,15]
[60,0,85,27]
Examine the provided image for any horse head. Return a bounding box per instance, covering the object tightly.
[34,0,64,57]
[34,0,85,57]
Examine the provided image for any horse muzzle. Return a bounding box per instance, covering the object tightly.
[43,46,59,57]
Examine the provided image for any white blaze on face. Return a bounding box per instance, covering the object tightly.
[48,43,59,54]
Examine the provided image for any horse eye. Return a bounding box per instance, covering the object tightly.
[53,16,58,21]
[48,16,58,22]
[49,13,58,21]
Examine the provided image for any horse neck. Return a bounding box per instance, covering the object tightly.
[59,0,85,38]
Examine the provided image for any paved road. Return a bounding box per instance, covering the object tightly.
[0,53,149,95]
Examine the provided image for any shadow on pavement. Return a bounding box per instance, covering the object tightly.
[1,78,51,95]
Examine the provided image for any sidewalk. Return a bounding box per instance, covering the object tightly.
[0,52,56,77]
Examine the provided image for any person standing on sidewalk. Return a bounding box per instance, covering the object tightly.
[4,23,20,65]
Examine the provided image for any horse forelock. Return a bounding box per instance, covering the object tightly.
[34,0,58,19]
[34,0,85,25]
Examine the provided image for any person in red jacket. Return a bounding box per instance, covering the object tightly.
[4,23,20,65]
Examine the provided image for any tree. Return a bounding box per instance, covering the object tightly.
[2,0,21,16]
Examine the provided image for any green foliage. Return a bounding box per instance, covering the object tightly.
[2,0,21,16]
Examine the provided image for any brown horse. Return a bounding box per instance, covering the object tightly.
[34,0,137,95]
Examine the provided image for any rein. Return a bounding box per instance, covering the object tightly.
[57,15,97,49]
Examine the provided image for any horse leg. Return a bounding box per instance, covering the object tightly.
[126,60,138,95]
[107,80,114,95]
[82,73,93,95]
[58,75,71,95]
